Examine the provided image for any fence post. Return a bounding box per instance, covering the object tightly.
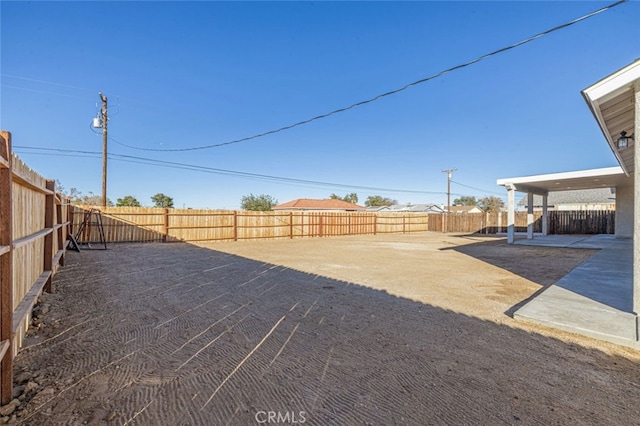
[162,208,169,242]
[0,131,13,404]
[43,180,55,293]
[233,211,238,242]
[56,199,64,267]
[289,212,293,239]
[69,205,75,238]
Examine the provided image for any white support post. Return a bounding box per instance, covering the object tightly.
[507,186,515,244]
[542,194,549,236]
[527,193,534,240]
[633,86,640,331]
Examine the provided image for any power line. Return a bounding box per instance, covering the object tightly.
[14,145,463,197]
[102,0,627,153]
[0,84,91,100]
[450,180,505,197]
[0,74,95,92]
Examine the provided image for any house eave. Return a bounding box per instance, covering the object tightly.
[581,58,640,176]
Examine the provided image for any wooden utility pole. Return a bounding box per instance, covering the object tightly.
[442,168,457,212]
[100,92,108,208]
[442,168,456,233]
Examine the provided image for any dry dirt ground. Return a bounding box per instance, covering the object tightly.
[6,232,640,425]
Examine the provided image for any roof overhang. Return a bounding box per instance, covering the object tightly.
[582,59,640,176]
[496,166,630,196]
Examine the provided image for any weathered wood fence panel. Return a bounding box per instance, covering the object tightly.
[73,207,616,244]
[375,213,429,234]
[548,210,615,234]
[73,209,385,242]
[0,131,70,404]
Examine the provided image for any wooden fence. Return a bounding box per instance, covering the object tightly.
[72,207,615,244]
[548,209,615,234]
[0,131,70,404]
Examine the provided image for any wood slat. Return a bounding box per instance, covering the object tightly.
[12,270,51,337]
[13,228,53,250]
[11,169,54,195]
[0,341,8,363]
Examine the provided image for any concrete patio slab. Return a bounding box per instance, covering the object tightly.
[513,235,638,348]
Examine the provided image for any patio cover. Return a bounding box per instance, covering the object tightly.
[497,166,628,195]
[496,167,630,244]
[498,58,640,342]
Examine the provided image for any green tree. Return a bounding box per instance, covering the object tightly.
[478,196,505,213]
[151,193,174,208]
[453,195,478,206]
[364,195,397,207]
[241,193,278,211]
[329,192,358,204]
[116,195,141,207]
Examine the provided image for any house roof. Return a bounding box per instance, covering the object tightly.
[518,188,615,207]
[447,205,482,213]
[582,58,640,176]
[367,203,445,213]
[273,198,366,211]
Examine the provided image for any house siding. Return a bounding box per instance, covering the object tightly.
[616,182,633,238]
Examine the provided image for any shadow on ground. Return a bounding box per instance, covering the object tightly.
[441,235,599,315]
[12,242,640,425]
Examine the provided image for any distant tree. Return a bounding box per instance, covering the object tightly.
[151,193,174,208]
[478,196,505,213]
[55,179,66,196]
[63,186,113,206]
[74,191,113,206]
[241,193,278,211]
[329,192,359,204]
[68,187,81,202]
[453,195,478,206]
[116,195,141,207]
[54,180,77,201]
[364,195,397,207]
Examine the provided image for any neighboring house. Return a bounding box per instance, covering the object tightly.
[447,205,483,214]
[366,203,446,213]
[273,198,366,212]
[518,188,615,211]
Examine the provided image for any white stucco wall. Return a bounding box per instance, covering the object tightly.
[615,183,633,238]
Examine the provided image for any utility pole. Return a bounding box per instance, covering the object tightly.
[442,168,457,213]
[99,92,108,208]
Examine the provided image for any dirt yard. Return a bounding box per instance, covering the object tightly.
[7,232,640,425]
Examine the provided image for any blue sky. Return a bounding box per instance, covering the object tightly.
[1,1,637,209]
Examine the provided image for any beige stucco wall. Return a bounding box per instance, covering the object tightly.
[615,182,633,238]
